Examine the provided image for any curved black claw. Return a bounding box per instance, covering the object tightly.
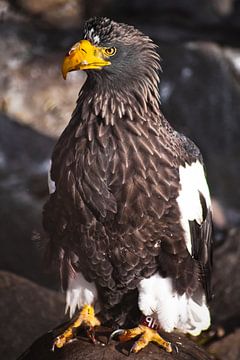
[86,327,106,346]
[129,342,138,354]
[172,343,179,354]
[108,329,125,343]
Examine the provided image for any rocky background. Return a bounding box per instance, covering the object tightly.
[0,0,240,359]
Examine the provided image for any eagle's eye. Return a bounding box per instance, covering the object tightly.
[103,47,117,56]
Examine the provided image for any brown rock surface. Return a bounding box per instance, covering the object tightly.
[208,329,240,360]
[18,325,213,360]
[0,271,65,360]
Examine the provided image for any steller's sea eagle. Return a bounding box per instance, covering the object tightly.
[43,17,213,353]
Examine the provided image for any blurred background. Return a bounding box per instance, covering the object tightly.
[0,0,240,359]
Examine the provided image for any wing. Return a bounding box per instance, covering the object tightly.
[189,192,213,301]
[176,135,213,301]
[134,133,213,335]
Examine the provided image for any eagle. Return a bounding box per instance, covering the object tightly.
[43,17,213,354]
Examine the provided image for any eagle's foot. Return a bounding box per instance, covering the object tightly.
[52,304,100,350]
[113,325,172,353]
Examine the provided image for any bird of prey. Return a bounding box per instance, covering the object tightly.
[43,17,213,354]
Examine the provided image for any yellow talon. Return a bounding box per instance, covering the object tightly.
[119,325,172,353]
[53,305,100,350]
[79,304,101,327]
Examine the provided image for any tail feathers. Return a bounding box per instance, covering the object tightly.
[175,294,210,336]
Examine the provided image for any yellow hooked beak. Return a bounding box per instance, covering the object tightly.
[62,40,111,79]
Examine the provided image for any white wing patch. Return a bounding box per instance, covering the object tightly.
[48,160,56,194]
[138,273,210,335]
[65,272,98,318]
[176,160,211,254]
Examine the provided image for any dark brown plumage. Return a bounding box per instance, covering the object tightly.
[43,17,213,333]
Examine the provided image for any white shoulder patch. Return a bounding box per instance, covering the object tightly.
[65,272,98,318]
[48,160,56,194]
[176,160,211,254]
[138,273,210,335]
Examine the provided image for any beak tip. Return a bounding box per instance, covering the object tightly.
[61,55,69,80]
[61,66,67,80]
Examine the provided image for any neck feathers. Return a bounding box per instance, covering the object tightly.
[79,72,160,126]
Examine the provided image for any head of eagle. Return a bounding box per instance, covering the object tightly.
[62,17,160,110]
